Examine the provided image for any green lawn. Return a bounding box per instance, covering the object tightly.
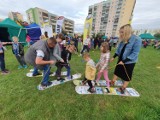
[0,46,160,120]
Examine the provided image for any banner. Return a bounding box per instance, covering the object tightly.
[83,14,93,41]
[55,16,64,34]
[41,25,53,38]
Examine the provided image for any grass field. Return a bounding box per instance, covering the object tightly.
[0,46,160,120]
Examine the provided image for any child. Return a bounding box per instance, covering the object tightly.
[80,35,91,55]
[53,34,65,80]
[82,52,96,93]
[12,36,27,69]
[0,41,9,74]
[56,44,75,80]
[53,33,64,62]
[95,42,110,87]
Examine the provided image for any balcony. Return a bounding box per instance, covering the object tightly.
[65,25,74,29]
[118,3,122,6]
[51,22,56,26]
[43,15,49,19]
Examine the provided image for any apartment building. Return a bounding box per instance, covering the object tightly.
[64,18,74,34]
[88,0,136,37]
[26,7,74,34]
[8,12,24,21]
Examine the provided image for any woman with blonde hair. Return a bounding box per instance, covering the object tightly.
[110,24,142,94]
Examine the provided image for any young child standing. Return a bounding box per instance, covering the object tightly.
[53,34,65,80]
[95,42,110,87]
[12,36,27,69]
[0,41,9,74]
[56,44,75,80]
[82,52,96,93]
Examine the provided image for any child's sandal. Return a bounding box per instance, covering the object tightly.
[110,81,115,86]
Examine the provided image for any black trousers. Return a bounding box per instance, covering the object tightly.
[15,55,26,66]
[0,53,5,71]
[98,42,101,48]
[75,42,78,52]
[81,45,89,54]
[84,77,93,88]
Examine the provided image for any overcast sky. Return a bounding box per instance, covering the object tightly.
[0,0,160,32]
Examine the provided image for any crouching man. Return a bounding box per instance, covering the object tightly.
[25,37,57,89]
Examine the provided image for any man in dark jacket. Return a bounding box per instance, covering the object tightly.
[0,41,9,74]
[25,37,56,88]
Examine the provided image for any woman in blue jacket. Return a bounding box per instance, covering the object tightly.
[110,24,142,94]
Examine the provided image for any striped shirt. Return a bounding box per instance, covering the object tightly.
[96,52,110,71]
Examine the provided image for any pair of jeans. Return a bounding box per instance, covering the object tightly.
[0,54,5,71]
[33,65,51,85]
[30,41,37,46]
[56,62,71,77]
[74,42,78,52]
[15,55,26,66]
[81,45,89,54]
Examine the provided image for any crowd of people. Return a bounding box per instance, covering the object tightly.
[0,24,142,93]
[142,39,160,49]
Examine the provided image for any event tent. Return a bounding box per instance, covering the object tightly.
[0,18,26,43]
[139,33,155,39]
[25,23,41,41]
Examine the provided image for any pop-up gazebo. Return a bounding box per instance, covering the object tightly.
[0,18,26,43]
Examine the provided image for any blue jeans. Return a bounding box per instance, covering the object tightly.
[33,65,50,85]
[65,64,71,77]
[56,62,71,77]
[30,41,37,45]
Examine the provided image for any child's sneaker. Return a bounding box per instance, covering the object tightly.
[1,71,9,75]
[67,75,73,80]
[57,78,65,81]
[33,72,42,76]
[23,65,28,69]
[18,65,23,69]
[88,87,95,93]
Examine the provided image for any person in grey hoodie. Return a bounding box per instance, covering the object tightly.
[53,33,65,81]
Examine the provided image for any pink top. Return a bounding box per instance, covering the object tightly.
[26,35,30,42]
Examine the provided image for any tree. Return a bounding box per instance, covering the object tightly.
[154,33,160,40]
[144,29,148,33]
[96,32,103,38]
[81,34,83,39]
[92,33,96,39]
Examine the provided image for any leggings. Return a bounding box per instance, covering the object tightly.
[96,70,110,87]
[84,77,93,89]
